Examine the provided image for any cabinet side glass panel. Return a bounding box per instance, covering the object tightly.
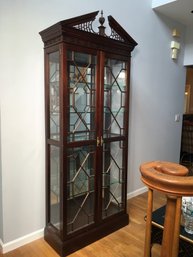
[104,59,127,138]
[66,145,95,234]
[102,141,125,219]
[67,51,96,142]
[49,51,60,140]
[50,145,60,229]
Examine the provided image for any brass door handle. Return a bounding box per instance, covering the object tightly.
[97,137,100,147]
[100,136,103,146]
[97,136,104,147]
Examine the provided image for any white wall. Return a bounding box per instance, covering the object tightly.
[184,25,193,66]
[0,0,187,245]
[128,9,186,192]
[0,0,46,243]
[0,108,3,241]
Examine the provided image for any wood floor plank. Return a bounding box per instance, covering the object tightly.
[1,192,166,257]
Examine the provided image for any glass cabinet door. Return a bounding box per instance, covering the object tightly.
[50,145,60,229]
[66,50,97,233]
[103,58,127,138]
[67,145,95,233]
[49,51,60,141]
[48,51,61,229]
[102,58,127,219]
[67,51,96,142]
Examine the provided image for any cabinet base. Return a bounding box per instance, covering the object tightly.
[44,213,129,256]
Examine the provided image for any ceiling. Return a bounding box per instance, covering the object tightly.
[153,0,193,26]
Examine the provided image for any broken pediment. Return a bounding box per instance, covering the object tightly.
[40,11,137,53]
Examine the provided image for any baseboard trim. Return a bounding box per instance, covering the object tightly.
[0,187,147,254]
[127,186,147,199]
[1,228,44,254]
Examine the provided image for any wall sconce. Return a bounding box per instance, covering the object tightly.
[171,41,180,60]
[172,29,180,37]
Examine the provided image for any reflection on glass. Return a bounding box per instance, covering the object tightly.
[50,145,60,229]
[104,59,127,138]
[67,146,95,233]
[102,141,125,219]
[49,52,60,140]
[67,51,96,142]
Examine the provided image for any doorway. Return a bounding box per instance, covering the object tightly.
[180,66,193,175]
[184,66,193,114]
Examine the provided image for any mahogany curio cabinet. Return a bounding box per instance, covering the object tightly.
[39,11,137,256]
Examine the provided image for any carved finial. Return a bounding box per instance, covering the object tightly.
[98,10,106,36]
[99,10,105,26]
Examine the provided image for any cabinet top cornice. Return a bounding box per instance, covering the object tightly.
[39,11,137,53]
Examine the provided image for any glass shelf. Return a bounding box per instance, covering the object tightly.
[104,83,126,92]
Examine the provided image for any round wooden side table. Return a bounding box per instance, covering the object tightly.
[140,161,193,257]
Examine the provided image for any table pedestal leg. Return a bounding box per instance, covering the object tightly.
[144,189,153,257]
[161,196,181,257]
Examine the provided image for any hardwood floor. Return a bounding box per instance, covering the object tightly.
[0,191,166,257]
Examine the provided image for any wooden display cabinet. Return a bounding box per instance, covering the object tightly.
[39,10,137,256]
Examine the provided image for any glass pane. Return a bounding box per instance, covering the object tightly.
[104,59,127,138]
[102,141,125,219]
[67,51,96,142]
[50,145,60,229]
[67,146,95,233]
[49,52,60,140]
